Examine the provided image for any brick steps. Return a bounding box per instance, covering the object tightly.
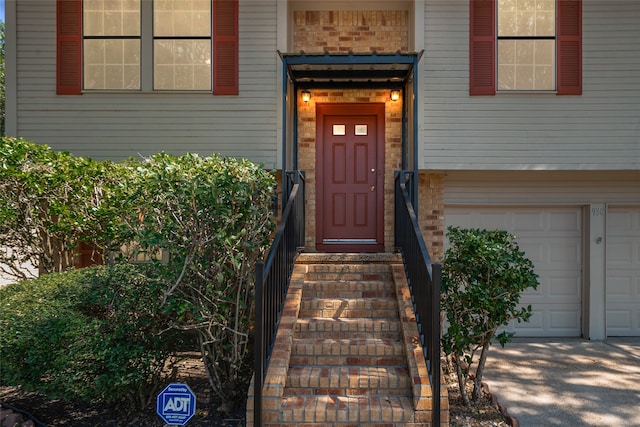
[280,395,416,424]
[280,258,418,425]
[247,253,445,427]
[289,336,405,365]
[299,297,399,318]
[284,365,412,396]
[302,280,395,298]
[295,317,402,339]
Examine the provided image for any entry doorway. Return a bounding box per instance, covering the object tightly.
[316,104,385,252]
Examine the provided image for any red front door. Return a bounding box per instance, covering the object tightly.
[316,104,385,252]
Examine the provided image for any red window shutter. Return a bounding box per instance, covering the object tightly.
[57,0,82,95]
[557,0,582,95]
[469,0,496,96]
[213,0,239,95]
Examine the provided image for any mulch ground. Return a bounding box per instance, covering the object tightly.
[443,357,514,427]
[2,353,517,427]
[0,353,246,427]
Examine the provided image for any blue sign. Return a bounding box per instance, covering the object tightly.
[156,383,196,426]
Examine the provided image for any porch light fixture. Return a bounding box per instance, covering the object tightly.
[301,90,312,102]
[390,89,401,101]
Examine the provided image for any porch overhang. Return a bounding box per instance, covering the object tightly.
[278,50,423,210]
[279,50,422,88]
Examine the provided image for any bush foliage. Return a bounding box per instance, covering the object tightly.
[121,153,275,397]
[0,137,276,404]
[0,137,119,278]
[441,226,539,406]
[0,264,178,408]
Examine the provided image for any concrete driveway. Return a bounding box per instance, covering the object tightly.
[482,338,640,426]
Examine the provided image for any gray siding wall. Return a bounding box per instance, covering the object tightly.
[444,171,640,205]
[13,0,279,167]
[422,0,640,171]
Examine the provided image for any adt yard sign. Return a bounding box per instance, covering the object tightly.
[156,383,196,426]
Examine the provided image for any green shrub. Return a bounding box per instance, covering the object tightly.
[0,138,277,402]
[0,137,117,278]
[119,153,276,398]
[0,264,179,408]
[441,226,539,405]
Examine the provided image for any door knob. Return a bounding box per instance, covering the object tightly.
[370,186,375,192]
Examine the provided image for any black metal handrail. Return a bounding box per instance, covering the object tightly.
[394,170,441,427]
[254,170,305,427]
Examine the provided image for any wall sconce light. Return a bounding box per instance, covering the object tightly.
[301,90,312,103]
[390,89,401,102]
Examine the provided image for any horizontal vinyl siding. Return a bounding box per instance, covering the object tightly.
[422,0,640,170]
[444,171,640,205]
[15,1,279,166]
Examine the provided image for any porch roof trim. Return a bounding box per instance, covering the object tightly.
[278,50,423,88]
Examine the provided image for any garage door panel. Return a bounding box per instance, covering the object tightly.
[609,210,640,232]
[608,242,635,264]
[607,206,640,336]
[607,276,634,297]
[513,212,546,232]
[549,274,582,298]
[519,238,581,265]
[548,211,582,234]
[504,305,581,337]
[446,206,582,337]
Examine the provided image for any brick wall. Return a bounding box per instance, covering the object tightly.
[418,172,445,263]
[293,10,409,53]
[290,7,444,256]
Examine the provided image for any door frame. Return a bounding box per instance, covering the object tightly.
[315,103,385,252]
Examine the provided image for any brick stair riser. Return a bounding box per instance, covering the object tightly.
[301,297,397,310]
[294,328,401,340]
[285,366,411,395]
[302,280,395,298]
[289,354,407,367]
[279,395,419,424]
[291,338,405,357]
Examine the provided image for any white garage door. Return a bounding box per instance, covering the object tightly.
[607,206,640,336]
[445,206,583,337]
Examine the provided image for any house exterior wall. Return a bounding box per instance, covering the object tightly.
[6,1,639,337]
[9,0,280,166]
[421,0,640,171]
[292,6,410,251]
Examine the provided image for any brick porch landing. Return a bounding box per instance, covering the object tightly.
[246,253,449,426]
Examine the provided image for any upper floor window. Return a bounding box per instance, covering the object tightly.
[83,0,142,90]
[497,0,555,91]
[83,0,212,91]
[470,0,581,96]
[57,0,238,95]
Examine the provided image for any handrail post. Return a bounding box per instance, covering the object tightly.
[254,262,264,427]
[395,169,442,427]
[252,171,305,427]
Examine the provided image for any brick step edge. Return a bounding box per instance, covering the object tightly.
[279,394,419,424]
[291,337,405,356]
[285,366,412,393]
